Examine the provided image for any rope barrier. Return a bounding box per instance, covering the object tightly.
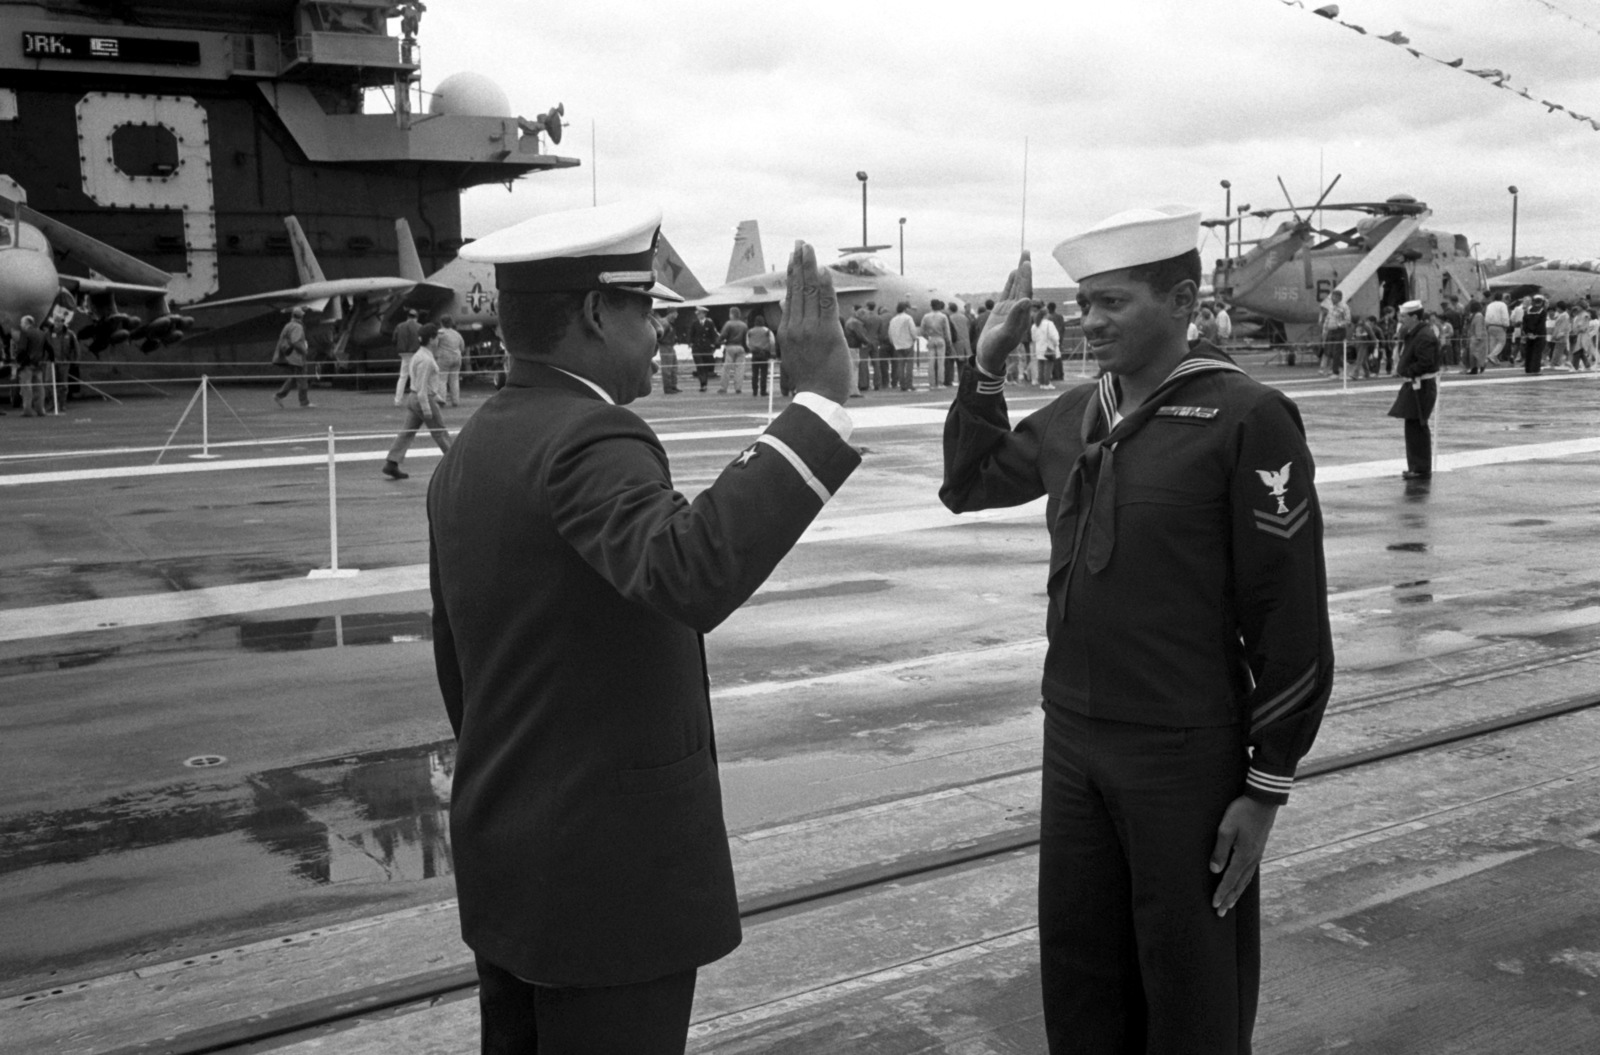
[0,429,411,465]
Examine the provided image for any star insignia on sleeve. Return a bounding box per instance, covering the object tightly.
[735,445,760,466]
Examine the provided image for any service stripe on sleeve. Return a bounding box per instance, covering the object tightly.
[756,434,833,504]
[1246,768,1294,796]
[1250,661,1319,735]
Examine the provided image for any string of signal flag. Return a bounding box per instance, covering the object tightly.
[1521,0,1600,39]
[1277,1,1600,132]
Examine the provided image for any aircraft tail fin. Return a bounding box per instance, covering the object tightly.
[284,216,328,287]
[655,231,709,301]
[725,220,765,283]
[395,218,427,283]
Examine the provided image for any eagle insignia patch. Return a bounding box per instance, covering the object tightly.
[1256,462,1292,514]
[1252,461,1308,539]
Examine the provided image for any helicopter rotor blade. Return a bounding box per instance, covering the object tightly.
[1276,176,1303,225]
[1308,173,1344,216]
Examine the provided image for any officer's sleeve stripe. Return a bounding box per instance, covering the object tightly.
[757,434,832,504]
[1246,768,1294,795]
[976,377,1005,395]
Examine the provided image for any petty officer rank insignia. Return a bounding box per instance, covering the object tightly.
[1154,405,1219,421]
[1252,461,1308,538]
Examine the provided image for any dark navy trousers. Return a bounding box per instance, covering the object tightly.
[1039,705,1259,1055]
[476,957,697,1054]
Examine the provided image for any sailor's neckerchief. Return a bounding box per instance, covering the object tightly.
[1052,349,1245,590]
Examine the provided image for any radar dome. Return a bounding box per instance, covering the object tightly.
[429,72,513,118]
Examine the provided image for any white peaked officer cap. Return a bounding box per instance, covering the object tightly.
[460,200,684,302]
[1051,204,1202,283]
[1398,300,1424,315]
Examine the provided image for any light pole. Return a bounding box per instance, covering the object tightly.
[898,217,906,275]
[856,171,868,247]
[1508,186,1519,271]
[1220,180,1232,262]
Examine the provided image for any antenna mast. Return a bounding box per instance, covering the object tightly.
[1020,136,1029,252]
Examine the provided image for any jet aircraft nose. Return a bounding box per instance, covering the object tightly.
[0,246,61,328]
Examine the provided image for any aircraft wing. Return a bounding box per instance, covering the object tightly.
[58,275,171,299]
[396,280,459,314]
[681,282,874,309]
[188,276,417,313]
[15,203,171,289]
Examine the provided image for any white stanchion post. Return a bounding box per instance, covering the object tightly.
[1432,378,1443,475]
[1342,340,1348,394]
[48,362,61,416]
[309,426,359,579]
[189,375,221,460]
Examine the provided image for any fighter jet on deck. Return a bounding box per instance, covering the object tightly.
[0,175,194,352]
[654,220,959,324]
[1488,259,1600,303]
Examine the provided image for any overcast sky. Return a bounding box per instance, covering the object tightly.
[415,0,1600,293]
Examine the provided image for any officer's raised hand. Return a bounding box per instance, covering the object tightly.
[777,241,853,404]
[975,250,1034,376]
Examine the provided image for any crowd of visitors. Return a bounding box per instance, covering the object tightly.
[0,313,83,417]
[1312,289,1599,381]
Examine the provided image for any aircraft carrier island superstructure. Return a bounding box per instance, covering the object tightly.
[0,0,576,363]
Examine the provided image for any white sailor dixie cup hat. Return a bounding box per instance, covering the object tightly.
[460,200,684,302]
[1051,204,1202,283]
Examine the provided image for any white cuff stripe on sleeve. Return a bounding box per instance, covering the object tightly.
[976,378,1005,395]
[757,434,832,504]
[1246,768,1293,795]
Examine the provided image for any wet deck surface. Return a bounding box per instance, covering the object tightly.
[3,357,1600,1052]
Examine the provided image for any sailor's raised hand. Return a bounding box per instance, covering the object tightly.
[778,240,853,404]
[975,250,1035,377]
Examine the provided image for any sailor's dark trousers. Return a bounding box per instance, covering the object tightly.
[1039,705,1258,1055]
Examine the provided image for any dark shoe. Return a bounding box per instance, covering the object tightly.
[300,402,316,409]
[1400,471,1431,480]
[382,460,409,480]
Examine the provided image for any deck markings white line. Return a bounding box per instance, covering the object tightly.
[2,434,1598,641]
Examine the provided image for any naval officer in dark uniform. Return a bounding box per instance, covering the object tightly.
[428,201,859,1053]
[1387,299,1440,480]
[941,205,1334,1054]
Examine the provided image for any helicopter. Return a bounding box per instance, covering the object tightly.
[1208,176,1485,347]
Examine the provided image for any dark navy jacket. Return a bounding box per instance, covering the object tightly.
[429,359,859,985]
[941,349,1332,804]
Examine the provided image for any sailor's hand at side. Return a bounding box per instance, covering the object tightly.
[777,240,852,404]
[974,250,1034,377]
[1209,795,1278,917]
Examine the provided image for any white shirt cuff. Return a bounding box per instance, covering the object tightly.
[974,361,1003,380]
[790,392,853,442]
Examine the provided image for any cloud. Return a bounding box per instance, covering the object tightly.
[431,0,1600,289]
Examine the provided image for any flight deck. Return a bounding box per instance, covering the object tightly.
[3,355,1600,1053]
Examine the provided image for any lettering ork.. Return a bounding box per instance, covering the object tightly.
[19,33,215,302]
